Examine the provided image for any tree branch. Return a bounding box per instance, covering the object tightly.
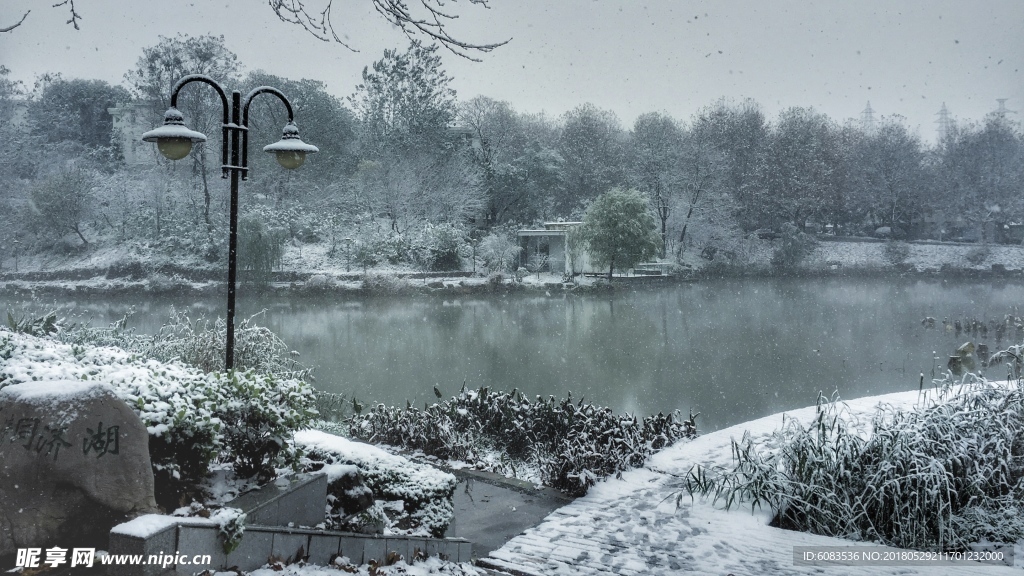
[270,0,509,61]
[0,10,30,33]
[52,0,82,30]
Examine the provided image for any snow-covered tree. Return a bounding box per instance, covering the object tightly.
[27,75,130,157]
[125,34,241,229]
[28,167,96,245]
[580,188,660,279]
[557,103,627,217]
[628,112,684,257]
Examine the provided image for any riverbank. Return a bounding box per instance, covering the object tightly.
[480,388,1024,576]
[3,238,1024,296]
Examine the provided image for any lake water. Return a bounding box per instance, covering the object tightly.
[4,277,1023,431]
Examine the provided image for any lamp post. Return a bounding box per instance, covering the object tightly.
[11,240,19,273]
[142,74,318,371]
[471,238,478,275]
[343,237,353,273]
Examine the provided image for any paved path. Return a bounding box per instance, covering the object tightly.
[444,468,574,557]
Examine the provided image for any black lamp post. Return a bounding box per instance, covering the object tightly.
[142,74,318,371]
[343,237,353,273]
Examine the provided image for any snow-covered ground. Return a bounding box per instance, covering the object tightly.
[4,238,1024,295]
[481,389,1023,576]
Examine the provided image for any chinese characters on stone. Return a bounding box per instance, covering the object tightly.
[1,411,121,460]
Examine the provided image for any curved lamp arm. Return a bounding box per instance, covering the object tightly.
[243,87,317,170]
[169,74,232,172]
[241,87,296,172]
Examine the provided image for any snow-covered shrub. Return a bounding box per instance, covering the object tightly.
[154,312,309,380]
[883,240,911,266]
[412,223,468,272]
[297,430,456,537]
[478,230,522,273]
[361,272,410,295]
[683,381,1024,551]
[365,231,410,266]
[965,244,990,266]
[770,223,817,269]
[0,327,316,507]
[216,371,317,482]
[5,310,59,336]
[210,507,246,554]
[350,387,697,497]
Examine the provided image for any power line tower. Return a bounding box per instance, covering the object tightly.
[936,103,953,141]
[861,101,876,132]
[994,98,1017,118]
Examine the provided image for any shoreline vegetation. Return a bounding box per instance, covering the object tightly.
[4,238,1024,297]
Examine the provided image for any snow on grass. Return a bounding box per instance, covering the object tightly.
[486,389,1024,575]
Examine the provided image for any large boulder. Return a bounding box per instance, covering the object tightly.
[0,381,158,555]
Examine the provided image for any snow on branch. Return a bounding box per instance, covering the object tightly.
[0,10,30,33]
[269,0,509,61]
[52,0,82,30]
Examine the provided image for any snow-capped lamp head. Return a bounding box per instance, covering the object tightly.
[141,108,207,161]
[263,122,319,169]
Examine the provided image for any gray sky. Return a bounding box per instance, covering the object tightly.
[2,0,1022,141]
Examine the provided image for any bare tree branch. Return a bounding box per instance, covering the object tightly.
[52,0,82,30]
[0,10,30,33]
[6,1,508,60]
[270,0,510,61]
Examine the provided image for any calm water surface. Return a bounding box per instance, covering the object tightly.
[5,277,1023,431]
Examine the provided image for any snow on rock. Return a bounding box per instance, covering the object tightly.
[110,514,209,538]
[0,380,112,404]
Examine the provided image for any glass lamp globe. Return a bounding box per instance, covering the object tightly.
[141,108,207,161]
[264,122,318,170]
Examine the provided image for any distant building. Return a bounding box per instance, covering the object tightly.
[108,102,158,167]
[517,221,593,275]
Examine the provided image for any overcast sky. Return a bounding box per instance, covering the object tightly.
[2,0,1022,142]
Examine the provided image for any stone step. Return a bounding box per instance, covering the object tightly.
[109,518,471,575]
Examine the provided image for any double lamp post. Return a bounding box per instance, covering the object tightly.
[142,74,318,371]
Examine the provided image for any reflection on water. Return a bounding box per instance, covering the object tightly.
[4,278,1023,431]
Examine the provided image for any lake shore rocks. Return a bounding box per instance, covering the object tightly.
[0,381,157,555]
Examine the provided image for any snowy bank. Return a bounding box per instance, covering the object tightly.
[484,389,1024,575]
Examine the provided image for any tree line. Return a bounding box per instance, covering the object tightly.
[1,34,1022,275]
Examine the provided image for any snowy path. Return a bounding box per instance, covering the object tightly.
[483,391,1020,575]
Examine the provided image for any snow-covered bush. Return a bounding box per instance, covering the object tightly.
[296,430,456,537]
[882,240,911,266]
[478,230,522,273]
[61,309,310,382]
[217,371,317,482]
[0,327,316,507]
[683,380,1024,551]
[350,387,697,497]
[770,222,817,269]
[965,244,991,266]
[361,272,410,295]
[411,222,467,272]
